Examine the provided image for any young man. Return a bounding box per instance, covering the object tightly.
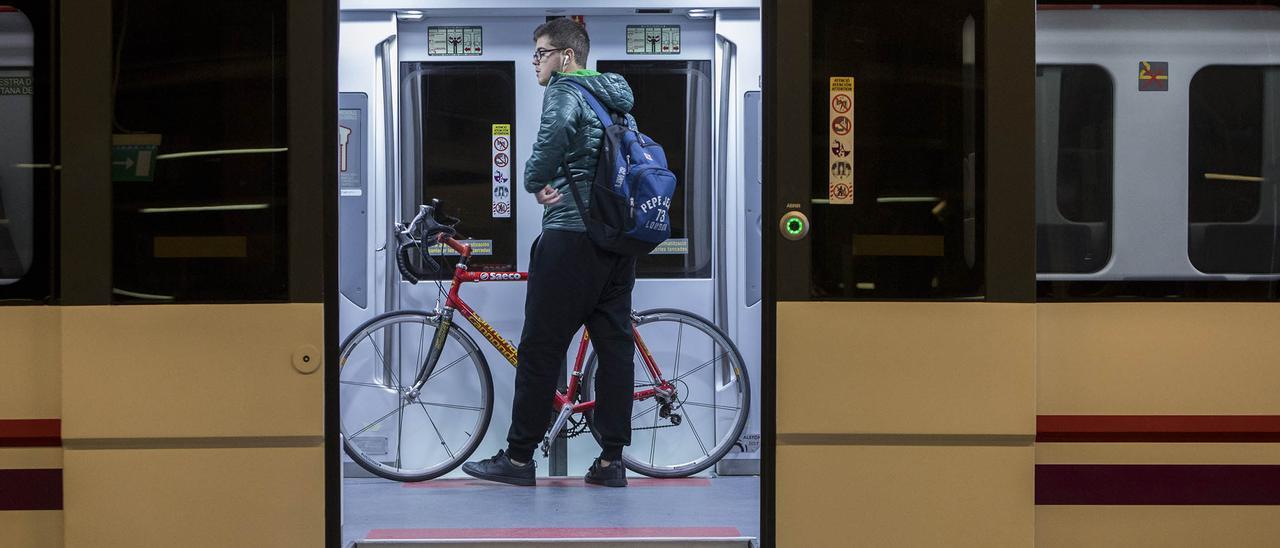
[461,18,638,487]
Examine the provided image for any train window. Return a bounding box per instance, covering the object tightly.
[1188,65,1280,274]
[597,60,713,278]
[1036,65,1114,274]
[401,61,517,277]
[809,1,984,298]
[111,0,289,302]
[0,3,53,302]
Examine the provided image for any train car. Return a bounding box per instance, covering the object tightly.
[336,3,763,485]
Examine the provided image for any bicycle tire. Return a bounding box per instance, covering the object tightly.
[339,310,493,482]
[582,308,751,478]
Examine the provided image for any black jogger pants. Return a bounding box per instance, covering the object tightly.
[505,229,637,463]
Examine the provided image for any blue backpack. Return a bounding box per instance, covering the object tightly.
[562,81,677,257]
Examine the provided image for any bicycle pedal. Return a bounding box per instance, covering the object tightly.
[670,414,682,426]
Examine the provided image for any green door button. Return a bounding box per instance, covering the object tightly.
[779,211,810,241]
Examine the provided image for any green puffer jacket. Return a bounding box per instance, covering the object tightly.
[524,70,637,232]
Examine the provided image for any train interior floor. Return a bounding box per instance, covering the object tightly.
[341,474,760,545]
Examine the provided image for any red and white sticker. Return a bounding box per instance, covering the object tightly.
[491,124,512,218]
[828,77,854,204]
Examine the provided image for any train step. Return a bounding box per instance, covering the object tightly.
[351,538,757,548]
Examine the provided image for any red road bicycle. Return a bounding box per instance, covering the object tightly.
[339,201,750,482]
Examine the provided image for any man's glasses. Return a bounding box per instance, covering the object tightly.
[532,47,565,64]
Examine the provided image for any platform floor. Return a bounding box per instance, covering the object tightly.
[342,475,760,545]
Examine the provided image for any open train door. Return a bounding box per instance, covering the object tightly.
[56,0,338,546]
[763,0,1036,544]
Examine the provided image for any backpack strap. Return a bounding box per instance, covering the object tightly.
[564,80,617,128]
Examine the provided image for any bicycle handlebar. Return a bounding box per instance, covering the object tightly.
[395,199,462,285]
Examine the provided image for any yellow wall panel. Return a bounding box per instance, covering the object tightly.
[1037,442,1280,464]
[63,446,323,548]
[0,307,61,419]
[1038,303,1280,414]
[1037,506,1280,548]
[778,444,1034,547]
[0,510,63,548]
[61,304,324,439]
[777,302,1035,435]
[0,447,63,469]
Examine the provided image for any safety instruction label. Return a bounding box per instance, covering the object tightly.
[626,25,681,54]
[0,74,32,95]
[491,124,512,218]
[427,239,493,256]
[428,26,483,56]
[649,238,689,255]
[828,77,854,204]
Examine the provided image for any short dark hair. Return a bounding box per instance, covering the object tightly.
[533,17,590,64]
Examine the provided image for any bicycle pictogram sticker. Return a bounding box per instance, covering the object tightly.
[831,93,852,114]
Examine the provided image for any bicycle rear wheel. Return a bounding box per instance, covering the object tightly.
[339,311,493,482]
[583,308,750,478]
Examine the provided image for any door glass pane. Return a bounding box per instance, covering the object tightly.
[1188,65,1280,274]
[597,60,713,279]
[112,0,288,302]
[1036,65,1114,274]
[0,2,53,301]
[401,61,517,277]
[811,1,984,299]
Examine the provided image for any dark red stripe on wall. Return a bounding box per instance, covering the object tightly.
[0,419,61,447]
[1037,415,1280,443]
[1037,464,1280,505]
[0,469,62,511]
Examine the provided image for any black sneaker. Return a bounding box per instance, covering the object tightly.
[461,450,536,486]
[585,458,627,487]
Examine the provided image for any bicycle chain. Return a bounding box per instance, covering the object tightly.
[556,382,683,438]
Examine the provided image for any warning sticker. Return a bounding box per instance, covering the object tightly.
[491,124,512,218]
[828,77,854,204]
[1138,61,1168,92]
[428,27,483,56]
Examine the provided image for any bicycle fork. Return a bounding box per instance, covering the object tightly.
[405,310,454,399]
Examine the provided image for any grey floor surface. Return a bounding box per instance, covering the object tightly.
[342,476,760,545]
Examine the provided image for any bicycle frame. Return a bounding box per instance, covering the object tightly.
[410,234,674,417]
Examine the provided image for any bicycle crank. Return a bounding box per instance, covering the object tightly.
[540,405,575,457]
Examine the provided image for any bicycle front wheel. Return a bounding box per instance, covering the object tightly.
[583,308,751,478]
[339,311,493,482]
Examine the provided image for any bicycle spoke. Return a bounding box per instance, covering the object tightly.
[681,401,740,412]
[672,351,729,384]
[422,401,484,412]
[672,320,685,380]
[632,402,658,421]
[682,409,711,457]
[426,351,475,383]
[649,405,660,465]
[341,380,394,390]
[350,403,408,439]
[363,332,402,388]
[417,402,455,459]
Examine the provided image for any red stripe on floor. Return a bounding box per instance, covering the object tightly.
[367,527,742,539]
[403,477,712,488]
[0,469,62,511]
[1037,464,1280,505]
[0,419,61,448]
[1037,415,1280,442]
